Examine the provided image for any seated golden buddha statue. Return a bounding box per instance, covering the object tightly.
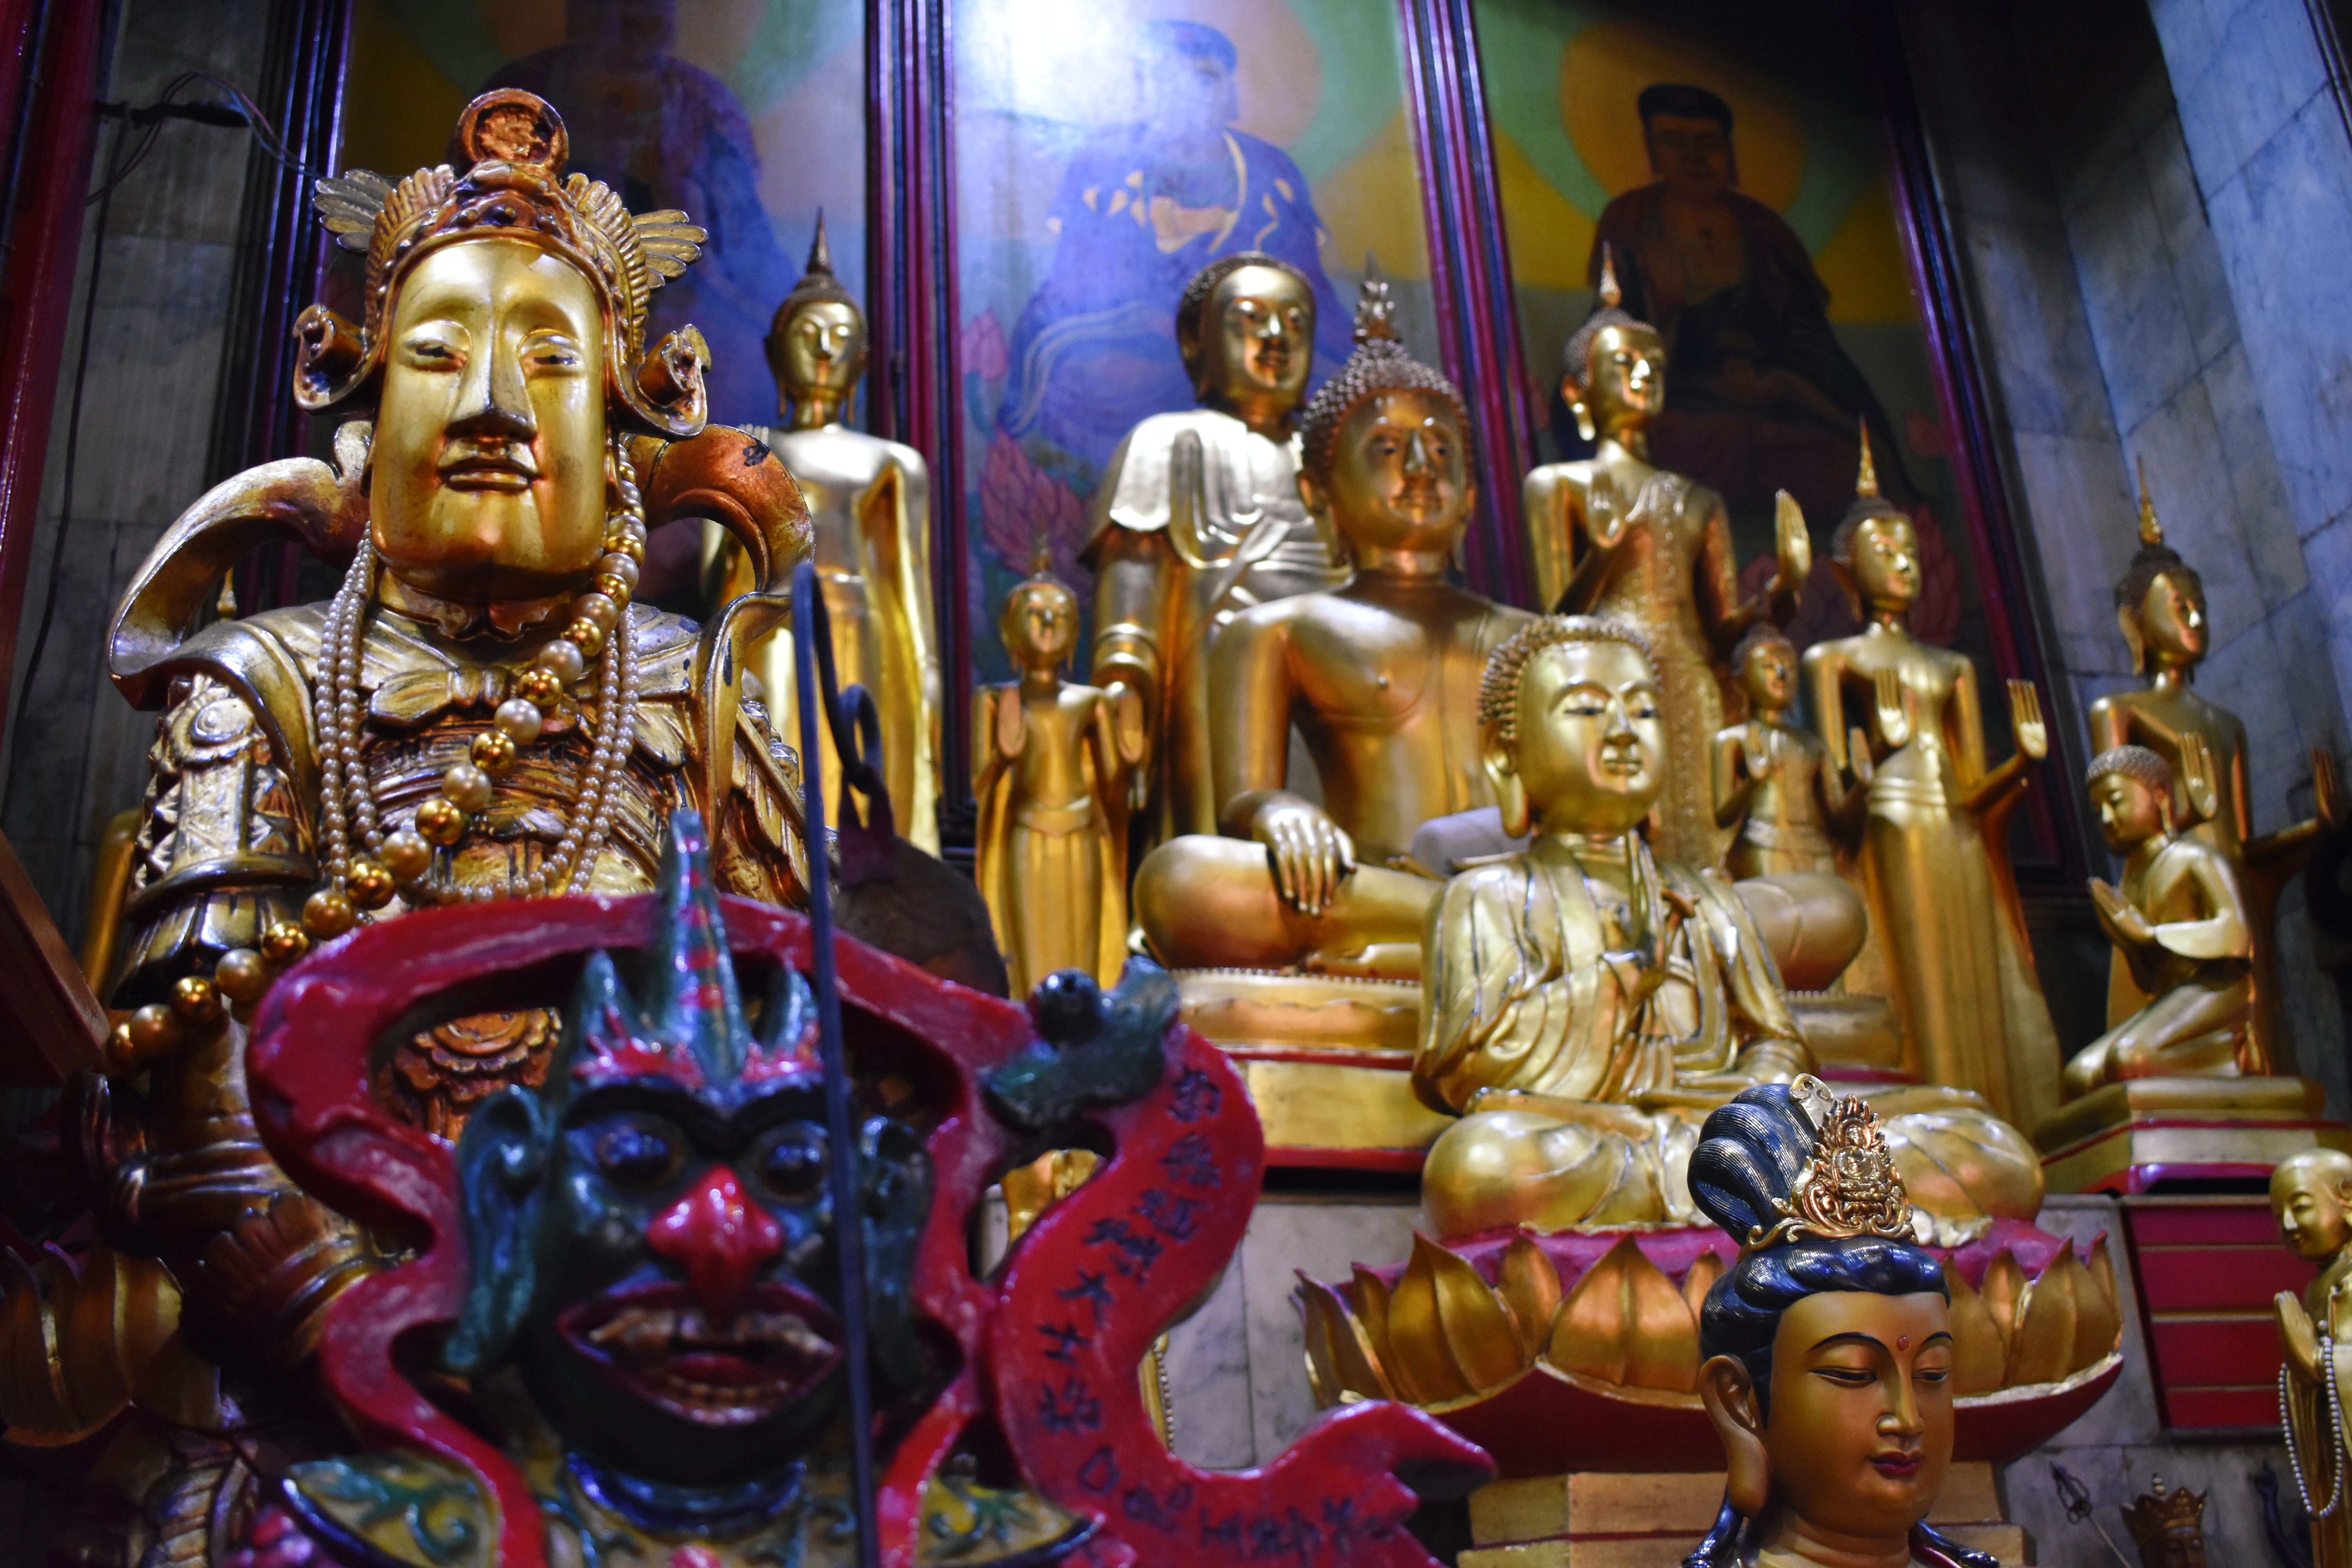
[1131,281,1532,977]
[1522,246,1806,867]
[24,91,817,1559]
[1087,251,1350,846]
[2063,744,2254,1093]
[716,215,943,852]
[1416,618,2040,1242]
[1800,438,2061,1133]
[2089,466,2337,1076]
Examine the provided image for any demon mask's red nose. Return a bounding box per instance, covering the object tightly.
[647,1165,784,1318]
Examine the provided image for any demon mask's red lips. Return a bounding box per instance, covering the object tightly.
[559,1281,842,1425]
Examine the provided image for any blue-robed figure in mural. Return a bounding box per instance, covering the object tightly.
[996,20,1354,483]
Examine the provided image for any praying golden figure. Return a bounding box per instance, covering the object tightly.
[1132,279,1531,977]
[975,555,1144,993]
[1521,247,1806,867]
[2064,744,2254,1093]
[2273,1147,2352,1568]
[1416,617,2041,1242]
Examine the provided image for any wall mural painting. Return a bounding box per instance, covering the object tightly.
[1475,0,2003,731]
[342,0,866,437]
[953,0,1436,682]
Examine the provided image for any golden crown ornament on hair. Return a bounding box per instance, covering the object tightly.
[294,89,711,439]
[1746,1074,1917,1250]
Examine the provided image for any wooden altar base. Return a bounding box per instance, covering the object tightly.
[1458,1464,2028,1567]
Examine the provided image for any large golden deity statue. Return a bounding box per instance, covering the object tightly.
[1086,251,1350,846]
[1521,249,1805,867]
[1414,617,2040,1242]
[1800,439,2061,1132]
[717,215,943,852]
[1132,281,1531,976]
[27,90,814,1560]
[2088,469,2335,1075]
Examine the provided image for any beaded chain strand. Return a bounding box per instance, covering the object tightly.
[2283,1285,2350,1521]
[298,441,652,938]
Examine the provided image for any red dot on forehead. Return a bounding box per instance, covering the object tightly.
[1897,1335,1910,1351]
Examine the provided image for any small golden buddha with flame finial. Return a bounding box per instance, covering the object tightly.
[1522,244,1808,868]
[1415,617,2041,1241]
[975,547,1145,993]
[1799,431,2062,1133]
[2087,462,2338,1077]
[1131,276,1532,977]
[1086,250,1348,849]
[15,89,815,1560]
[2272,1146,2352,1568]
[717,213,944,852]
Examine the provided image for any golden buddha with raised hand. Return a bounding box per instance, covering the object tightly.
[1523,246,1806,866]
[1800,436,2061,1131]
[1087,250,1348,846]
[717,215,942,851]
[2064,743,2254,1092]
[1132,280,1530,976]
[2089,466,2337,1075]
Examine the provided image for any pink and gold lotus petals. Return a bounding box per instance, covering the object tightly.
[1298,1220,2124,1476]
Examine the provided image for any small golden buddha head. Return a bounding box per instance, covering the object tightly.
[2114,467,2207,674]
[1000,548,1079,674]
[765,212,867,416]
[2272,1146,2352,1264]
[1731,624,1798,715]
[1176,252,1314,417]
[1829,432,1918,617]
[296,90,710,601]
[2087,745,2174,853]
[1687,1078,1966,1566]
[1477,616,1662,838]
[1561,245,1665,442]
[1299,274,1474,557]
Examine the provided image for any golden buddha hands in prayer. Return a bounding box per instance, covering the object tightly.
[1687,1080,1993,1568]
[2272,1148,2352,1566]
[2063,743,2254,1093]
[1132,280,1530,977]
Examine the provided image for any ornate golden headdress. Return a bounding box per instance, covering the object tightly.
[2122,1476,2205,1557]
[292,90,710,437]
[1299,260,1467,481]
[1745,1076,1915,1251]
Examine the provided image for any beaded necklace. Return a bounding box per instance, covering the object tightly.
[2282,1280,2348,1520]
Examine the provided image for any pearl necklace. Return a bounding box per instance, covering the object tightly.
[2283,1287,2348,1520]
[300,445,651,937]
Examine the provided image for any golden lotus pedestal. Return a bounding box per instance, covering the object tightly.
[1461,1464,2029,1567]
[2033,1075,2352,1194]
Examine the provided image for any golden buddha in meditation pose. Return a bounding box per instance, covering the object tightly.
[717,215,942,851]
[2063,744,2254,1092]
[1414,618,2040,1241]
[1087,251,1349,846]
[2273,1147,2352,1568]
[2088,468,2336,1075]
[975,555,1143,992]
[1800,439,2061,1132]
[1521,247,1806,867]
[1131,281,1531,976]
[17,91,815,1561]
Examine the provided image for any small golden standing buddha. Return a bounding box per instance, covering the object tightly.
[974,551,1144,993]
[2273,1147,2352,1568]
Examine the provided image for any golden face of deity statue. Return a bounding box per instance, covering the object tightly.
[1488,639,1663,838]
[1705,1290,1956,1556]
[775,299,866,399]
[2092,769,2169,855]
[1002,579,1079,672]
[2129,568,2209,668]
[1567,323,1665,436]
[370,237,610,602]
[1844,513,1921,612]
[1191,263,1314,414]
[2274,1150,2352,1264]
[1737,637,1796,713]
[1301,388,1474,557]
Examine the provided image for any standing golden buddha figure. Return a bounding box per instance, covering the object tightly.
[713,214,941,852]
[1131,278,1532,978]
[1521,246,1807,867]
[1085,251,1349,848]
[16,91,815,1564]
[975,552,1144,992]
[2087,465,2337,1075]
[2272,1147,2352,1568]
[1800,435,2062,1132]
